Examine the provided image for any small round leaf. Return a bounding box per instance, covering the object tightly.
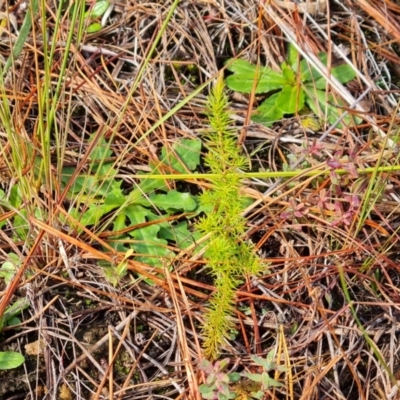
[0,351,25,370]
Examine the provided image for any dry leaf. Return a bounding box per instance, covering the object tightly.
[25,339,46,356]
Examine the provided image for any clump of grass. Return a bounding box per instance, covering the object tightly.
[196,76,265,359]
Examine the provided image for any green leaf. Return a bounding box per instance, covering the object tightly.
[89,134,113,160]
[129,223,174,265]
[225,59,286,93]
[87,22,102,33]
[136,173,168,193]
[287,43,299,69]
[0,253,20,285]
[261,374,283,388]
[276,85,304,114]
[252,93,284,126]
[300,59,323,82]
[227,372,241,382]
[281,64,295,84]
[331,63,357,84]
[125,204,150,225]
[305,89,362,128]
[161,139,201,173]
[84,0,110,18]
[3,298,29,322]
[158,221,194,249]
[7,317,21,327]
[245,372,263,382]
[71,203,113,226]
[148,190,197,212]
[301,53,356,85]
[199,384,215,395]
[0,352,25,370]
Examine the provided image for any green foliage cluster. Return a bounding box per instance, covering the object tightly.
[60,136,202,281]
[225,44,358,128]
[0,297,28,370]
[199,350,286,399]
[196,77,264,359]
[72,0,111,33]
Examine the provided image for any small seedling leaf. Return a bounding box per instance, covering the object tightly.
[87,22,102,33]
[199,383,216,395]
[7,317,21,327]
[0,351,25,370]
[84,0,110,18]
[227,372,241,382]
[0,254,19,285]
[261,374,283,388]
[244,372,263,382]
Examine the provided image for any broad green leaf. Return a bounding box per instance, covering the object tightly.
[161,138,201,173]
[3,298,29,321]
[276,85,304,114]
[87,22,103,33]
[225,59,286,93]
[331,63,356,84]
[301,53,356,85]
[73,203,116,226]
[130,225,174,265]
[0,253,20,285]
[158,221,194,249]
[281,64,295,84]
[288,43,299,69]
[300,59,323,82]
[7,317,21,327]
[148,190,197,212]
[9,185,22,208]
[225,58,264,74]
[13,211,28,240]
[84,0,110,18]
[137,173,168,193]
[305,90,362,128]
[89,134,113,160]
[0,263,16,285]
[124,204,150,225]
[253,93,284,126]
[0,352,25,370]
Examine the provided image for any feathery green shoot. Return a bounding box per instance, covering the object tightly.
[197,76,264,359]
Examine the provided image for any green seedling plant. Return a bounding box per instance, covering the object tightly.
[199,350,286,400]
[61,135,202,276]
[196,76,264,359]
[243,351,286,399]
[0,298,29,370]
[80,0,112,33]
[225,44,358,127]
[0,253,20,285]
[199,358,240,400]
